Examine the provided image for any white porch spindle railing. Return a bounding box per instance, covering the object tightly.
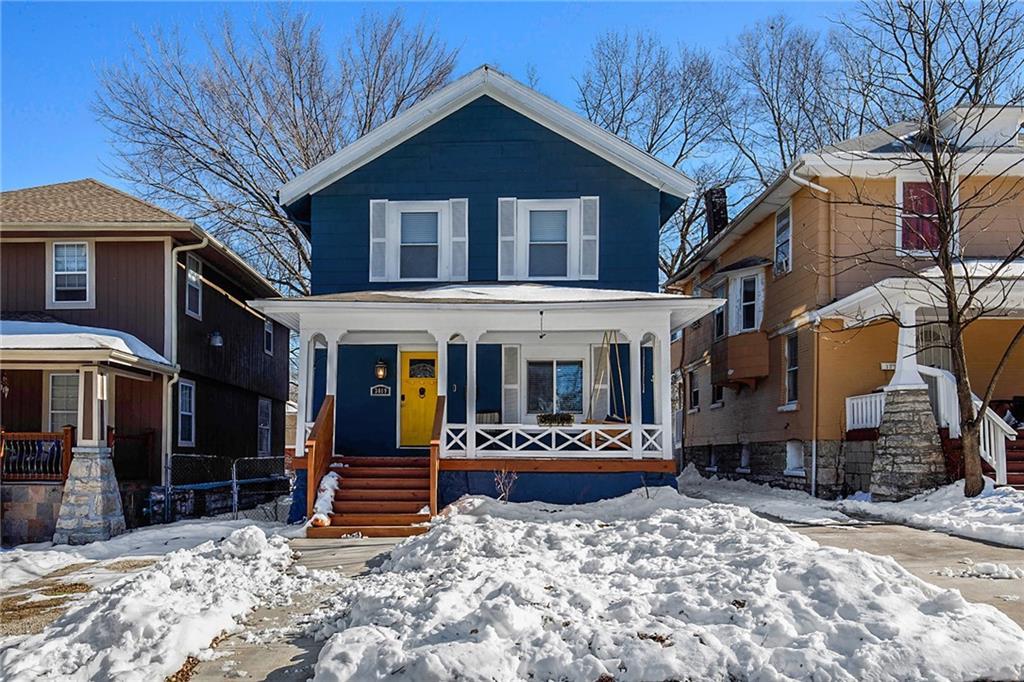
[442,423,664,458]
[844,365,1015,484]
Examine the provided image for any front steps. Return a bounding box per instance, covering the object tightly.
[1006,431,1024,490]
[311,456,432,538]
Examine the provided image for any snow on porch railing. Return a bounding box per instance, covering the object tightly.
[442,423,664,458]
[845,393,885,431]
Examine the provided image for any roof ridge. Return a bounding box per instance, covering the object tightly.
[74,178,189,223]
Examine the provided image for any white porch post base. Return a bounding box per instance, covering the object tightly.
[885,303,927,391]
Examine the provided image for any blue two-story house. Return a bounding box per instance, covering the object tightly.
[254,66,719,537]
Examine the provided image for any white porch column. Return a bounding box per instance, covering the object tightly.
[294,328,311,456]
[886,303,927,391]
[431,329,453,455]
[657,325,673,459]
[466,336,478,458]
[77,366,109,446]
[628,332,642,459]
[325,331,343,398]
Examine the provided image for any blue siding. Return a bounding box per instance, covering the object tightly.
[335,344,405,456]
[439,471,677,507]
[310,96,663,294]
[444,343,501,423]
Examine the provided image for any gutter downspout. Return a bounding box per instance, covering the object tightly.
[810,312,822,498]
[788,160,830,195]
[163,237,208,486]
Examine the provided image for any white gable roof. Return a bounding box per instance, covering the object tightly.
[278,65,696,207]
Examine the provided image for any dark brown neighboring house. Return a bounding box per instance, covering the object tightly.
[0,179,289,544]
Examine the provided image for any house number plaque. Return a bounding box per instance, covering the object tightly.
[369,384,391,397]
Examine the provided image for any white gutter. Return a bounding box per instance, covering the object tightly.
[162,237,208,484]
[788,159,830,195]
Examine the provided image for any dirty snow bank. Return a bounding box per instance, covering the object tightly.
[1,517,299,590]
[1,526,327,681]
[310,490,1024,682]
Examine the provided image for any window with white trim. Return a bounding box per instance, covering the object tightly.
[898,179,945,253]
[688,370,699,410]
[52,242,89,303]
[526,360,584,414]
[263,320,274,356]
[712,284,726,339]
[48,373,79,431]
[528,210,569,277]
[740,276,758,331]
[257,397,272,455]
[185,255,203,319]
[499,197,598,281]
[774,205,792,274]
[400,210,440,279]
[178,379,196,447]
[368,199,467,282]
[784,333,799,404]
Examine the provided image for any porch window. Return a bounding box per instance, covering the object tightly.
[264,319,274,356]
[185,255,203,320]
[399,211,440,279]
[899,180,944,252]
[526,360,583,414]
[688,370,699,410]
[528,210,569,278]
[712,284,726,339]
[178,379,196,447]
[48,373,79,431]
[774,205,791,274]
[52,242,89,303]
[257,397,272,455]
[740,276,758,331]
[784,333,799,404]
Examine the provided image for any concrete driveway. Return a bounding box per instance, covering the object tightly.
[788,522,1024,626]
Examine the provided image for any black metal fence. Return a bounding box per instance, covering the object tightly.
[149,454,291,522]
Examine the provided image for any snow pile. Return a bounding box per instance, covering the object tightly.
[678,464,857,525]
[309,490,1024,682]
[837,478,1024,548]
[1,517,298,590]
[934,557,1024,580]
[0,526,326,681]
[309,471,341,527]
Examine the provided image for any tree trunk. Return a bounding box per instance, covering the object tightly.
[960,419,985,497]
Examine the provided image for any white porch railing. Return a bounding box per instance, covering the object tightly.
[443,423,665,458]
[845,366,1015,484]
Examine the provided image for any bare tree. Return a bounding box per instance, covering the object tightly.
[575,30,730,281]
[818,0,1024,496]
[95,9,457,295]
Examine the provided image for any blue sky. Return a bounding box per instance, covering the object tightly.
[1,2,842,193]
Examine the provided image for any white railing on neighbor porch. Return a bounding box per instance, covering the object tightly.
[844,366,1015,484]
[443,423,664,458]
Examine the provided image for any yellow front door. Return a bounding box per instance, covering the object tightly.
[400,351,438,447]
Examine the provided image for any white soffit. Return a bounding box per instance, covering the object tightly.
[278,65,696,207]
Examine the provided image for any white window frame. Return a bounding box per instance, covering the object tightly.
[525,358,586,416]
[185,254,203,320]
[263,319,274,356]
[687,369,700,413]
[774,203,792,275]
[45,372,79,431]
[177,378,196,447]
[46,240,95,310]
[387,200,450,282]
[784,332,799,406]
[257,397,272,456]
[516,199,581,281]
[895,174,958,257]
[785,440,805,476]
[712,284,726,339]
[738,275,759,332]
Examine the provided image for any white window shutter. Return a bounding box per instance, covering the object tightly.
[502,344,521,423]
[369,200,388,281]
[580,196,599,280]
[498,198,517,281]
[755,271,765,330]
[449,198,469,281]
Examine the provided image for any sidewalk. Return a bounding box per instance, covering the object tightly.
[190,536,401,682]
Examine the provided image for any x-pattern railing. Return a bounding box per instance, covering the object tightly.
[442,423,664,457]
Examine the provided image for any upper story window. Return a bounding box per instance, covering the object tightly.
[784,332,799,405]
[712,284,726,339]
[257,397,272,455]
[774,205,792,275]
[48,241,94,309]
[263,319,274,356]
[739,275,758,331]
[898,179,946,254]
[185,254,203,319]
[687,369,699,411]
[369,199,468,283]
[178,379,196,447]
[498,197,599,281]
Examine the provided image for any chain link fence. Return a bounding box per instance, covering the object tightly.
[149,454,292,523]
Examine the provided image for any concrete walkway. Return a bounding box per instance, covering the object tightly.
[191,537,401,682]
[787,522,1024,626]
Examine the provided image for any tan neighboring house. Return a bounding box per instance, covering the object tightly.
[669,108,1024,499]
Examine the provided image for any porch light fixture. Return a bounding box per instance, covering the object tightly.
[374,358,388,380]
[208,331,224,348]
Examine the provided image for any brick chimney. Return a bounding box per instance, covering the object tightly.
[703,187,729,239]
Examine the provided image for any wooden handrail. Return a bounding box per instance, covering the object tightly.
[428,395,446,516]
[0,427,75,482]
[305,395,335,520]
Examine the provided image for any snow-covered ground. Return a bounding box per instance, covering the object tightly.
[309,490,1024,682]
[679,465,1024,548]
[1,524,326,681]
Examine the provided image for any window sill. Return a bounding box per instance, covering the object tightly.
[709,401,724,410]
[47,300,95,311]
[185,309,202,321]
[735,467,751,474]
[783,468,806,478]
[687,407,700,415]
[777,403,799,413]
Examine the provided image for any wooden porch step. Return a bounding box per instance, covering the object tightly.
[332,456,429,468]
[343,477,429,490]
[1007,460,1024,473]
[339,467,427,479]
[333,500,426,513]
[1006,472,1024,485]
[335,489,428,502]
[330,513,429,526]
[307,525,429,538]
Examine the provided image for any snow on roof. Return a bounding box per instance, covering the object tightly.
[0,321,172,368]
[284,283,691,306]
